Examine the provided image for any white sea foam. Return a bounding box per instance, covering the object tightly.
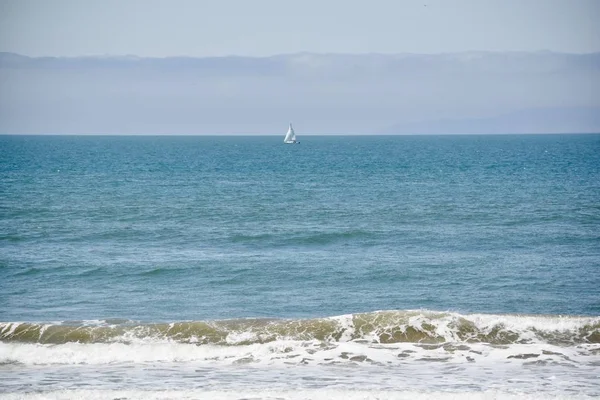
[0,322,22,337]
[0,338,597,367]
[1,338,598,397]
[0,388,593,400]
[330,314,355,341]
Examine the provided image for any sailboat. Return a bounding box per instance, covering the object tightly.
[283,123,299,144]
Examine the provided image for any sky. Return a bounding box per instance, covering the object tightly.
[0,0,599,57]
[0,0,598,134]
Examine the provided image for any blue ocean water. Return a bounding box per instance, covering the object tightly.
[1,134,599,399]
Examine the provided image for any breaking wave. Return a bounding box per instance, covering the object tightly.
[1,310,599,368]
[2,310,598,345]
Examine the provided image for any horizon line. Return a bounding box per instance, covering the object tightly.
[2,49,600,59]
[1,132,598,137]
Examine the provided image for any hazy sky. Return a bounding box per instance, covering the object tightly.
[1,0,599,57]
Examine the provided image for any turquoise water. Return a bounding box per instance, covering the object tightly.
[1,134,599,399]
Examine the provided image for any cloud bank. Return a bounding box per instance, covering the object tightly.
[1,51,598,134]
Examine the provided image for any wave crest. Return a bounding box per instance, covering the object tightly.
[1,310,598,346]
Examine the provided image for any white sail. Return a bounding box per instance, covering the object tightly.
[284,123,297,143]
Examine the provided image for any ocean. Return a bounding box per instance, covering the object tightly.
[1,134,599,399]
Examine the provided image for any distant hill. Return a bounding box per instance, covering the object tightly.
[1,51,598,134]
